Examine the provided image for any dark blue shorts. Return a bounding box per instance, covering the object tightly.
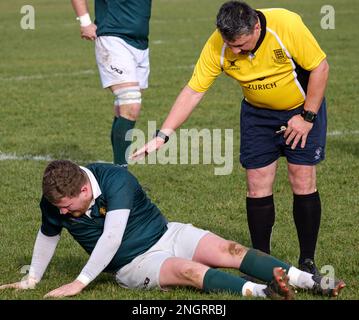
[240,99,327,169]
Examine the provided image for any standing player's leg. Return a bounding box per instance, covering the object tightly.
[111,82,142,166]
[95,36,149,166]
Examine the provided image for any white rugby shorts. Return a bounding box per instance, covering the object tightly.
[95,36,150,89]
[115,222,209,290]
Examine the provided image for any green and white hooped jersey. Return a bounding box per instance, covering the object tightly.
[95,0,152,50]
[40,163,168,272]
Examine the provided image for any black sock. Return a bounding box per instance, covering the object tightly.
[111,116,136,165]
[246,195,275,254]
[293,191,321,264]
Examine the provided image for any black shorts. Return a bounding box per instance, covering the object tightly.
[240,99,327,169]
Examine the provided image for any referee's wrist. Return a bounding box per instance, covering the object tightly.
[154,130,170,143]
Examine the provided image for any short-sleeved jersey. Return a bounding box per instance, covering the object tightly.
[95,0,152,50]
[188,9,326,110]
[40,163,168,272]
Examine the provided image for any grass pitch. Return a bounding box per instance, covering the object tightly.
[0,0,358,301]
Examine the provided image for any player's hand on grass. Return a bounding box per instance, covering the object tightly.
[0,277,38,290]
[284,114,313,150]
[80,23,97,41]
[44,280,86,298]
[130,137,166,161]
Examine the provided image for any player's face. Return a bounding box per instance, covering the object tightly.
[55,191,92,218]
[224,22,261,55]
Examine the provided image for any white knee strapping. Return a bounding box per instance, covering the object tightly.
[114,86,142,106]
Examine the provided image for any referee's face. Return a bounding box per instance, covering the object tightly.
[224,22,261,55]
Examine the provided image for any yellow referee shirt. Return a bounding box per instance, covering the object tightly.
[188,9,326,110]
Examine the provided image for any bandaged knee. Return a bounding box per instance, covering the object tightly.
[114,86,141,106]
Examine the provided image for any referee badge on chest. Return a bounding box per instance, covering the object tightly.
[273,49,288,64]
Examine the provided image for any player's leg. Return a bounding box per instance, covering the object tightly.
[111,82,142,165]
[170,222,288,286]
[95,36,149,166]
[192,233,289,280]
[190,233,344,297]
[159,257,293,299]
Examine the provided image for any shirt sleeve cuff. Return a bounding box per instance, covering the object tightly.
[76,273,91,286]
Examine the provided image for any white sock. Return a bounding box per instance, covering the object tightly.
[288,266,315,289]
[242,281,267,298]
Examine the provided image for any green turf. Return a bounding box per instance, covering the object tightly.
[0,0,358,300]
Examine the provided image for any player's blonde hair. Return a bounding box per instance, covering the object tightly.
[42,160,88,204]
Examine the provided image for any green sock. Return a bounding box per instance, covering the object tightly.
[239,249,291,282]
[203,268,246,295]
[111,116,136,165]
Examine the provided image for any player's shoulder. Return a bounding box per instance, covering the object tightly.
[86,163,138,187]
[86,162,127,174]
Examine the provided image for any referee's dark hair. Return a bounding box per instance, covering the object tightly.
[216,1,258,41]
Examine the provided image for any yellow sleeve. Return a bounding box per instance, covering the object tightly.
[284,12,326,71]
[188,30,223,92]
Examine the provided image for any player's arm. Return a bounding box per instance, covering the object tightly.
[0,230,60,290]
[44,209,130,298]
[71,0,97,41]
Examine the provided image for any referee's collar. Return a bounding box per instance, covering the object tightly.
[80,166,102,217]
[251,10,267,54]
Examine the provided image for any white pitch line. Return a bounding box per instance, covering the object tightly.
[0,153,54,161]
[0,69,96,82]
[0,65,194,82]
[0,64,195,82]
[0,152,110,163]
[1,130,359,163]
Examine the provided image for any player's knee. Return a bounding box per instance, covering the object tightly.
[177,263,202,284]
[119,104,141,121]
[113,86,141,120]
[113,86,141,107]
[225,241,247,258]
